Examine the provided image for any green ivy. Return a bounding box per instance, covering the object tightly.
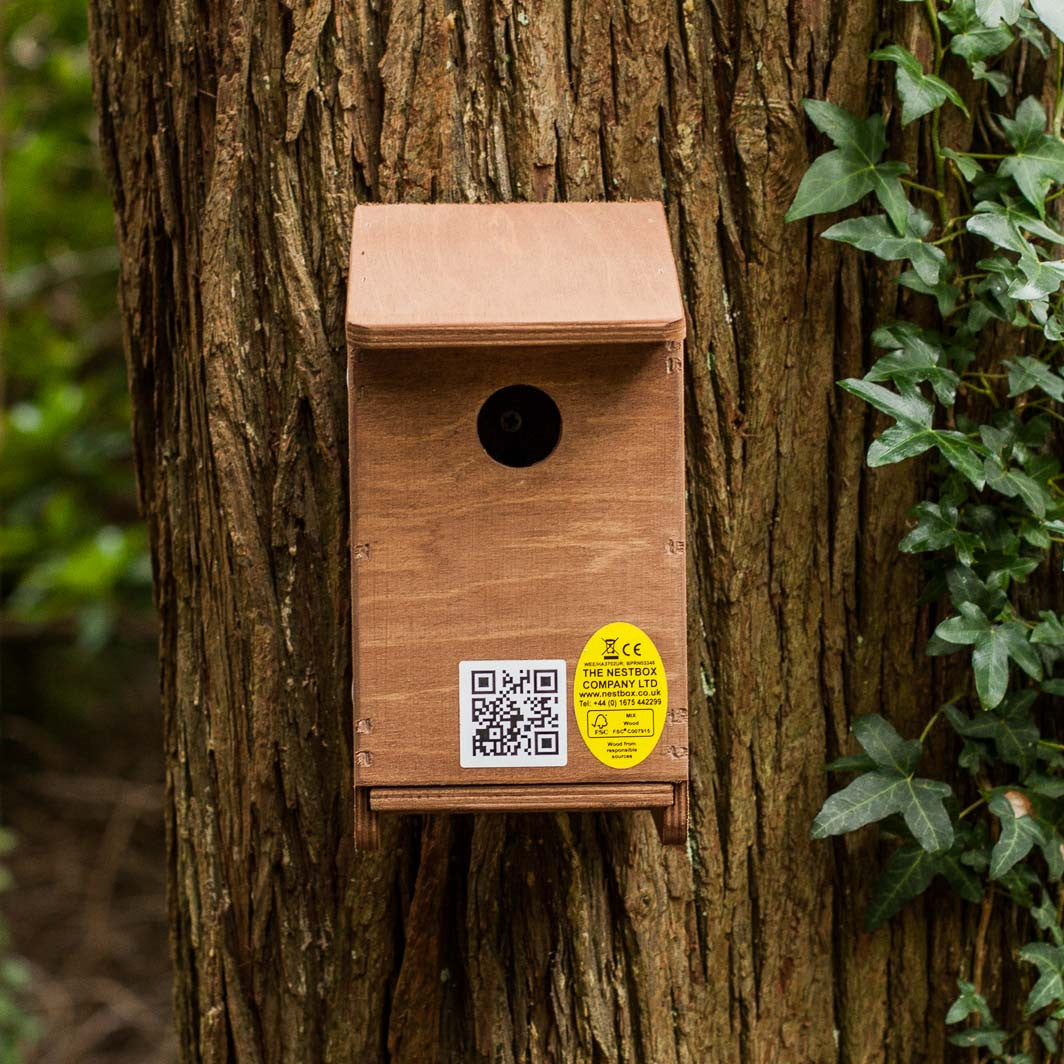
[791,0,1064,1055]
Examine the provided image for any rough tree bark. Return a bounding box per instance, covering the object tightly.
[86,1,1038,1061]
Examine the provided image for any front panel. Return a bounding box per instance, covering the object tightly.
[350,342,687,788]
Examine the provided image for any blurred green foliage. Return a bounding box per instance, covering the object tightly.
[0,830,37,1062]
[2,0,152,649]
[3,3,154,1054]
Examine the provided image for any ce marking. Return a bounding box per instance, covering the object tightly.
[622,642,642,657]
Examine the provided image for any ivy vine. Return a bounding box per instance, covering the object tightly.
[790,1,1064,1057]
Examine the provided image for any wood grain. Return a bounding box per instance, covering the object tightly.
[653,781,689,845]
[346,203,686,348]
[368,783,676,812]
[350,341,687,790]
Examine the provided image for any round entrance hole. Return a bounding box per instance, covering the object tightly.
[477,384,562,468]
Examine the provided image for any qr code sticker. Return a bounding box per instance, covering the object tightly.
[459,660,567,768]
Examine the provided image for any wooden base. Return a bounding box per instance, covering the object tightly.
[354,781,689,850]
[370,782,675,812]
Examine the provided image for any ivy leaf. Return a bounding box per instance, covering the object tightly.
[968,197,1064,253]
[965,505,1020,560]
[1033,611,1064,646]
[869,162,912,234]
[975,0,1023,25]
[944,704,1039,773]
[1023,449,1062,480]
[865,842,940,929]
[1042,831,1064,881]
[811,765,954,855]
[973,624,1013,708]
[868,322,959,404]
[900,777,954,851]
[958,736,990,772]
[948,1027,1008,1055]
[867,425,937,466]
[900,501,984,564]
[941,0,1015,61]
[998,97,1064,216]
[867,429,985,486]
[999,862,1040,907]
[987,553,1040,586]
[827,752,878,773]
[946,978,994,1025]
[838,377,934,427]
[936,606,1017,708]
[1008,257,1064,301]
[823,213,947,284]
[944,706,991,740]
[989,791,1045,878]
[897,269,960,315]
[971,60,1009,95]
[1005,356,1064,401]
[1036,302,1064,340]
[995,715,1040,774]
[940,852,985,902]
[935,600,992,645]
[934,431,987,489]
[1018,8,1052,55]
[943,147,984,182]
[967,205,1034,254]
[787,106,897,223]
[1030,887,1064,941]
[1001,621,1043,681]
[1001,94,1048,144]
[811,771,908,837]
[984,458,1051,519]
[786,151,879,222]
[1029,772,1064,799]
[1030,0,1064,44]
[1003,202,1063,242]
[853,714,922,775]
[1037,1019,1061,1054]
[802,99,885,153]
[946,564,997,614]
[871,45,970,125]
[1020,942,1064,1013]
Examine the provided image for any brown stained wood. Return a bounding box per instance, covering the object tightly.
[347,203,686,347]
[369,782,676,812]
[653,780,689,846]
[354,784,380,850]
[350,341,687,788]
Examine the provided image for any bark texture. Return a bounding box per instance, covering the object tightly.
[88,1,1027,1060]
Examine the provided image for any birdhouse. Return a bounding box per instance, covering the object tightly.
[347,202,688,849]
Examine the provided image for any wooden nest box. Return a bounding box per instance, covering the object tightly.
[347,202,688,849]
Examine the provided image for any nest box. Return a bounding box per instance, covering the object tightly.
[347,202,688,849]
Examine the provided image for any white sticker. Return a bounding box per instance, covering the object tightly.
[459,660,567,768]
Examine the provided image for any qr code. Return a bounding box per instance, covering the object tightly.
[459,660,567,767]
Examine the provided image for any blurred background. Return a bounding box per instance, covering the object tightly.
[2,1,174,1060]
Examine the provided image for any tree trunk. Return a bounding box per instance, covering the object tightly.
[87,1,1021,1060]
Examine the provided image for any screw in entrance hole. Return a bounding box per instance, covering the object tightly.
[477,384,561,468]
[499,409,523,433]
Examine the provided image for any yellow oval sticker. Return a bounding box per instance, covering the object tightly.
[573,622,667,769]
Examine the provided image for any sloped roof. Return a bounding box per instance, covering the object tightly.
[346,202,685,347]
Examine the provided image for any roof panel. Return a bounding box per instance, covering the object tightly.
[346,202,685,347]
